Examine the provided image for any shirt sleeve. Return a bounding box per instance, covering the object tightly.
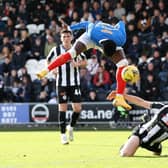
[46,46,57,63]
[70,21,90,31]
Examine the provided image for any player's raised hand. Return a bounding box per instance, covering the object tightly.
[106,90,116,100]
[59,16,69,30]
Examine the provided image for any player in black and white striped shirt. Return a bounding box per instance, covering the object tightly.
[107,91,168,156]
[47,30,87,144]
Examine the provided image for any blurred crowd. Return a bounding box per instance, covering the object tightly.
[0,0,168,103]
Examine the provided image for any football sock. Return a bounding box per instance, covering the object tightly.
[48,52,72,71]
[70,112,80,127]
[116,66,126,94]
[59,111,66,133]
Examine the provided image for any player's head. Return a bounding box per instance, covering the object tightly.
[110,17,120,25]
[60,29,73,43]
[102,17,119,25]
[100,39,116,57]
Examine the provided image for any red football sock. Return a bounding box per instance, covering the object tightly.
[116,66,126,94]
[48,52,72,71]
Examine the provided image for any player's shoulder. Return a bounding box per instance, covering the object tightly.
[151,102,165,109]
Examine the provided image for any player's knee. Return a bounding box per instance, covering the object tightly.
[119,145,133,157]
[100,40,116,57]
[74,41,87,55]
[120,150,133,157]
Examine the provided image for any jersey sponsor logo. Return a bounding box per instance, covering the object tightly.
[101,29,112,34]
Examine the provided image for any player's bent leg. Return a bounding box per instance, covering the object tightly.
[142,143,162,156]
[111,49,131,109]
[120,135,140,157]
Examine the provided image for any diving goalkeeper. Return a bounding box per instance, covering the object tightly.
[37,17,136,110]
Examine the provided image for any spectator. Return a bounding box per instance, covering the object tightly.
[134,0,143,22]
[140,73,160,101]
[79,67,90,101]
[114,2,126,19]
[19,28,31,53]
[158,0,167,17]
[0,45,13,64]
[21,74,34,102]
[86,89,98,102]
[126,35,142,64]
[125,21,138,50]
[91,1,101,21]
[138,53,148,80]
[152,14,168,36]
[0,57,12,78]
[137,10,151,34]
[44,34,57,57]
[102,0,111,19]
[150,49,162,74]
[48,92,58,104]
[159,51,168,92]
[92,65,111,91]
[37,90,48,102]
[11,42,28,70]
[31,37,44,60]
[66,0,76,19]
[144,0,154,17]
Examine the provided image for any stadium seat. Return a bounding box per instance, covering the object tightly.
[38,24,45,34]
[25,59,55,80]
[26,24,45,35]
[26,24,38,35]
[25,59,39,80]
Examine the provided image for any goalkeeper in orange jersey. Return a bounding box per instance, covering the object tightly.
[37,17,139,110]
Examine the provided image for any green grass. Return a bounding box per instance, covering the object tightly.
[0,131,168,168]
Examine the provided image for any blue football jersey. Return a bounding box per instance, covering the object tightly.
[70,21,126,47]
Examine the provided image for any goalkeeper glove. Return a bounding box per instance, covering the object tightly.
[36,69,49,79]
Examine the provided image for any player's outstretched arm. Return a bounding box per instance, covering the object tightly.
[107,90,151,109]
[124,94,151,109]
[70,21,90,31]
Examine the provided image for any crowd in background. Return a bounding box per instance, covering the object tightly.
[0,0,168,103]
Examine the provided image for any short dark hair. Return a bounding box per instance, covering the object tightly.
[110,17,120,25]
[100,40,116,57]
[60,29,72,35]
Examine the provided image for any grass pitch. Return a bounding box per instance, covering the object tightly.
[0,130,168,168]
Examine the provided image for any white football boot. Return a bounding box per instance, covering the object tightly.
[61,134,69,145]
[66,125,74,141]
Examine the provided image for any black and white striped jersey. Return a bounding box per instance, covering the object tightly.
[134,103,168,146]
[46,45,86,87]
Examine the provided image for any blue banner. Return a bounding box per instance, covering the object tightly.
[0,104,29,124]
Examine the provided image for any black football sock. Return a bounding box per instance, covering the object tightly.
[59,111,66,133]
[70,112,80,127]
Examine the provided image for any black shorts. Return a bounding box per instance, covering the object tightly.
[57,86,81,104]
[132,125,162,154]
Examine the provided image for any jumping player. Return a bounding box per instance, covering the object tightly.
[37,17,131,110]
[107,91,168,156]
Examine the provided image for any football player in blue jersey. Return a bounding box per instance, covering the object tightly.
[37,17,133,110]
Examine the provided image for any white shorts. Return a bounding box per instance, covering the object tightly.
[74,32,96,50]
